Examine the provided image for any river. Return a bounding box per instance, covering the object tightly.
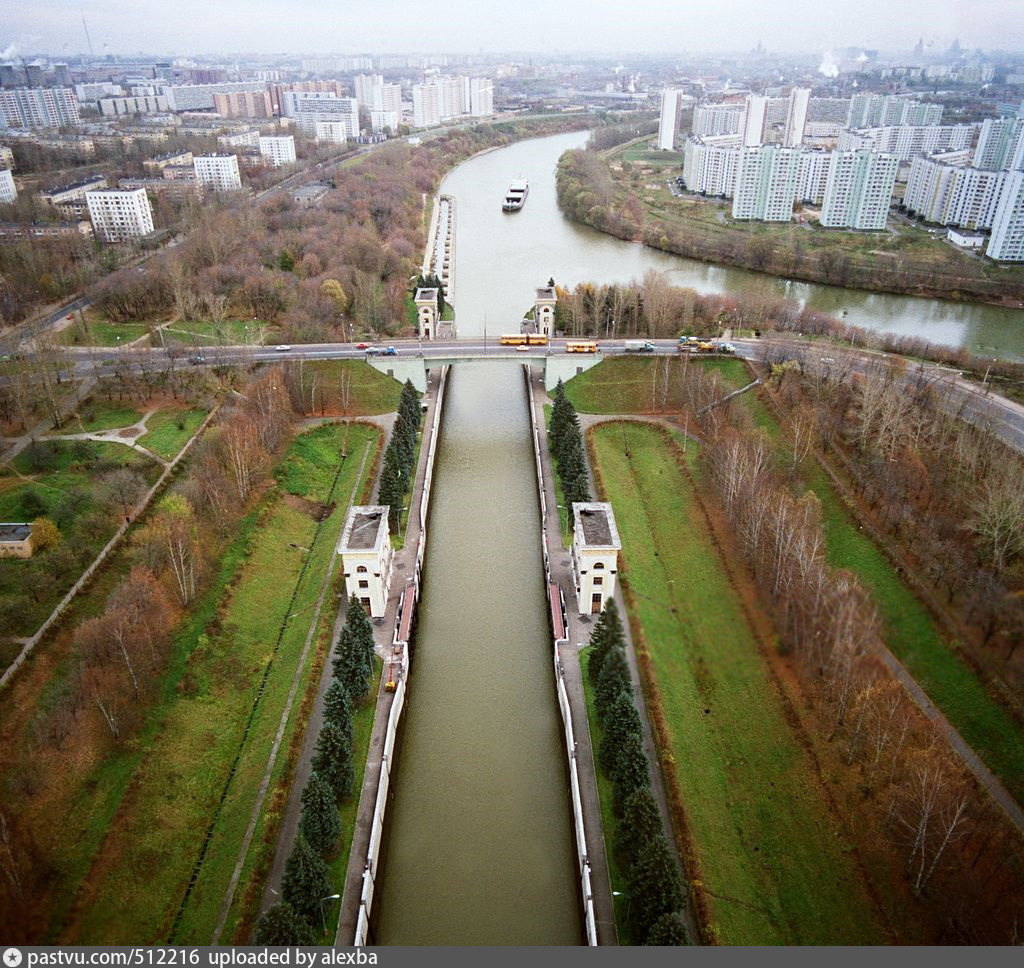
[374,363,580,945]
[441,130,1024,361]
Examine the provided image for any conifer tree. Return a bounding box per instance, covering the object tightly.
[628,835,684,941]
[281,834,334,924]
[611,727,650,810]
[323,680,353,740]
[616,787,663,868]
[300,772,342,855]
[311,721,354,799]
[646,911,688,946]
[588,598,623,687]
[254,902,316,945]
[595,644,631,721]
[600,691,644,774]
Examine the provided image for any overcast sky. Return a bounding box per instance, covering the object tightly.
[3,0,1023,57]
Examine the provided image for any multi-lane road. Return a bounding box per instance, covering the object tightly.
[52,335,1024,454]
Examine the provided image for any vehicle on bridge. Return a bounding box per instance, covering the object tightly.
[382,346,398,356]
[565,339,599,354]
[624,340,655,353]
[499,333,549,346]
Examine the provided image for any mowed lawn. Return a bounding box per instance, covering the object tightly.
[588,421,885,945]
[62,422,381,943]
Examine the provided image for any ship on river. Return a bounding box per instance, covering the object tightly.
[502,178,529,211]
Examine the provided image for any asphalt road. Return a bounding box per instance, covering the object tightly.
[55,336,1024,454]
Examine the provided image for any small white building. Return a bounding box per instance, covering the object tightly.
[85,188,155,242]
[414,287,438,340]
[193,153,242,191]
[338,506,393,617]
[534,286,557,338]
[258,134,296,168]
[571,502,621,615]
[0,523,33,559]
[947,228,986,249]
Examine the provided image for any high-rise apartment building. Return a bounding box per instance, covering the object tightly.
[469,77,493,117]
[973,118,1024,171]
[258,135,296,168]
[353,74,384,109]
[0,88,80,129]
[820,149,898,229]
[657,89,681,151]
[987,171,1024,261]
[412,83,441,127]
[161,82,266,112]
[85,188,154,242]
[903,157,1007,229]
[742,95,768,147]
[691,104,745,138]
[783,87,810,148]
[808,97,851,124]
[796,150,833,204]
[838,124,974,162]
[99,95,170,117]
[847,94,943,128]
[681,139,740,196]
[370,111,399,134]
[0,168,16,204]
[285,94,359,138]
[213,90,273,119]
[194,154,242,191]
[732,145,800,221]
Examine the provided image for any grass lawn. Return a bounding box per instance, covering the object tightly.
[53,399,145,435]
[62,422,381,943]
[0,440,160,640]
[60,322,151,347]
[164,320,270,345]
[294,361,404,416]
[138,408,209,461]
[588,420,885,945]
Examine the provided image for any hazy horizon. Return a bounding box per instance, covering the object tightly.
[3,0,1024,60]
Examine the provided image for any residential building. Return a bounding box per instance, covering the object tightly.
[285,93,359,138]
[0,145,13,168]
[270,80,345,115]
[469,77,494,117]
[838,124,975,163]
[986,171,1024,261]
[377,82,402,116]
[193,154,242,191]
[353,74,384,109]
[657,89,681,151]
[681,138,739,196]
[903,157,1007,229]
[732,144,800,221]
[98,95,169,117]
[783,87,810,148]
[820,149,898,230]
[0,220,92,243]
[412,83,441,128]
[691,103,744,138]
[370,110,398,134]
[119,177,199,201]
[40,174,109,217]
[217,129,260,149]
[162,164,197,181]
[743,95,768,146]
[315,120,352,144]
[807,97,850,123]
[213,90,273,119]
[258,134,296,167]
[160,82,266,112]
[796,149,833,204]
[338,506,393,617]
[303,56,371,74]
[0,88,80,129]
[847,94,943,128]
[571,503,621,615]
[973,118,1024,171]
[0,168,16,204]
[85,188,155,242]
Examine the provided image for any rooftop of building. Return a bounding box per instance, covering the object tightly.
[339,506,389,552]
[0,523,31,542]
[573,502,621,550]
[414,287,438,300]
[41,174,107,194]
[535,286,556,301]
[292,182,330,197]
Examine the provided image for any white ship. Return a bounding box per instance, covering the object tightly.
[502,179,529,211]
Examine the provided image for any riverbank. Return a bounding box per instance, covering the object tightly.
[555,146,1024,309]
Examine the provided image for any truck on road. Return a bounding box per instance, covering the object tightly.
[624,340,656,353]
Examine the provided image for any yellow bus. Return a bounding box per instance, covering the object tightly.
[499,333,550,346]
[565,339,599,353]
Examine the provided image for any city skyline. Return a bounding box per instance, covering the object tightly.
[3,0,1024,58]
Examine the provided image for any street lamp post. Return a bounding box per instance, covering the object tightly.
[319,893,341,933]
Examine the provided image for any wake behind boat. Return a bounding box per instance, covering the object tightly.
[502,179,529,211]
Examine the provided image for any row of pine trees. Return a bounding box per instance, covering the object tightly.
[254,596,378,944]
[377,380,422,533]
[549,380,591,516]
[588,602,687,945]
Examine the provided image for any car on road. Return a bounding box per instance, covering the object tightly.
[516,344,530,352]
[382,346,398,356]
[275,344,292,352]
[189,355,206,365]
[356,342,370,349]
[364,346,382,356]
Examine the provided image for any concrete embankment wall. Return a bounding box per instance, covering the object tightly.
[352,364,450,947]
[522,364,599,946]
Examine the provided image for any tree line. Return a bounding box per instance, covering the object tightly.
[254,595,377,944]
[377,380,421,534]
[549,380,591,518]
[587,601,687,945]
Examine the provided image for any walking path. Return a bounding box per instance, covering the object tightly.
[527,372,700,944]
[44,407,168,466]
